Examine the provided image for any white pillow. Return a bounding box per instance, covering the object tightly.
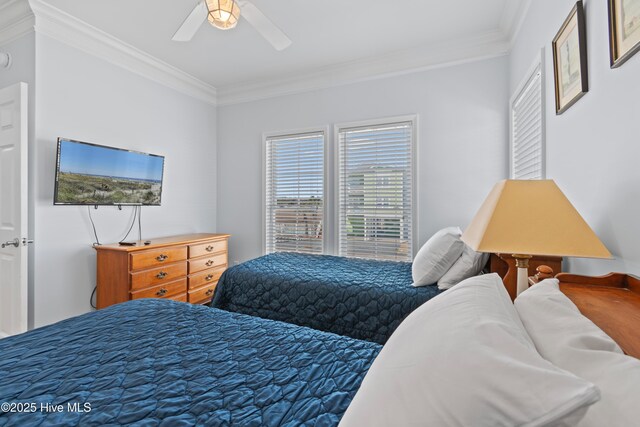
[411,226,463,286]
[515,280,640,427]
[437,244,489,290]
[340,274,600,427]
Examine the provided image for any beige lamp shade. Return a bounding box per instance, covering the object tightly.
[461,180,611,259]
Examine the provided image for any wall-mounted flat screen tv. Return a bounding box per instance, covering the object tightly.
[54,138,165,206]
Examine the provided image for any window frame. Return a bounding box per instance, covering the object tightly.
[262,126,330,255]
[333,115,418,261]
[510,49,546,180]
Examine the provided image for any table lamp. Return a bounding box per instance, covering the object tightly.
[461,180,611,296]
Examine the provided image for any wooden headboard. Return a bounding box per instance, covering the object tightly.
[557,272,640,359]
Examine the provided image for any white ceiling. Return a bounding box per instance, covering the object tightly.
[47,0,527,92]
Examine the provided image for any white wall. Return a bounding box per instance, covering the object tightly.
[32,34,217,327]
[0,32,37,329]
[217,56,510,264]
[0,33,35,91]
[509,0,640,275]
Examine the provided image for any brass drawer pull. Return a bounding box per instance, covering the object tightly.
[156,271,168,279]
[205,245,215,252]
[205,289,214,296]
[205,260,214,267]
[156,254,168,262]
[205,274,214,281]
[156,288,168,296]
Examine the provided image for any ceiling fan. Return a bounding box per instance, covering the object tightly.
[172,0,292,51]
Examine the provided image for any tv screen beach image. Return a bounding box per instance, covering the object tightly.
[55,140,165,205]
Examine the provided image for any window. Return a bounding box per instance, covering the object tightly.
[337,119,415,262]
[511,55,545,179]
[265,131,325,254]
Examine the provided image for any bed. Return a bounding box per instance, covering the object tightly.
[210,252,443,344]
[1,272,638,426]
[0,299,380,426]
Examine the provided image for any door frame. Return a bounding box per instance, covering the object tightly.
[0,82,29,337]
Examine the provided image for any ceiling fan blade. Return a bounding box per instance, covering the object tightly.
[239,1,292,51]
[172,1,208,42]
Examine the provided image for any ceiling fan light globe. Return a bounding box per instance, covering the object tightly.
[217,11,231,22]
[206,0,241,30]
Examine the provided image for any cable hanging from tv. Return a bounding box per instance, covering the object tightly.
[119,205,142,244]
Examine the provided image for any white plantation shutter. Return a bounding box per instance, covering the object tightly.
[338,120,414,262]
[265,131,324,254]
[511,62,545,179]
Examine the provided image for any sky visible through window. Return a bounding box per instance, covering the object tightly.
[273,135,323,199]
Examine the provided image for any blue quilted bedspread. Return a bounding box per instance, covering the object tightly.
[211,253,443,344]
[0,300,380,426]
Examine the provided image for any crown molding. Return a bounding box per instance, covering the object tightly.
[217,30,511,106]
[27,0,217,106]
[0,0,35,47]
[3,0,532,108]
[500,0,532,46]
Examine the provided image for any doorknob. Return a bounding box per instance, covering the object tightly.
[1,238,20,248]
[1,238,33,248]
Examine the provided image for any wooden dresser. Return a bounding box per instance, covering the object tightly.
[95,233,230,309]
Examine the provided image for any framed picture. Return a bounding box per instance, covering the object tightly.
[552,1,588,115]
[609,0,640,67]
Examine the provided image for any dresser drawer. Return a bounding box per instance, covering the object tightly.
[130,278,187,300]
[188,283,218,304]
[189,239,228,258]
[189,253,227,274]
[168,293,187,303]
[130,246,187,271]
[189,267,225,290]
[130,262,187,291]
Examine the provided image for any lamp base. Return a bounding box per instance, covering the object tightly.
[514,254,533,297]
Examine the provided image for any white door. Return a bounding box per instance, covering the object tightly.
[0,82,28,337]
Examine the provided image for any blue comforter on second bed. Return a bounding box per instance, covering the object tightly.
[0,300,380,427]
[211,253,443,344]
